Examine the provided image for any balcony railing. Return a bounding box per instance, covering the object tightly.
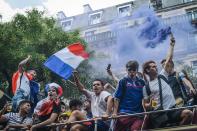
[15,105,197,131]
[152,0,197,10]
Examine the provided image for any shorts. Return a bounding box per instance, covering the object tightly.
[115,116,143,131]
[166,109,182,123]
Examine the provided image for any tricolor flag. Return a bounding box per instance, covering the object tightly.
[44,42,89,79]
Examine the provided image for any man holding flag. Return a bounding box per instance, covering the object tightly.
[12,55,40,112]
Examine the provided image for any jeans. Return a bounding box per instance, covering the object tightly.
[12,89,29,112]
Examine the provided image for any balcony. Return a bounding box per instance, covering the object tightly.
[161,13,197,26]
[188,11,197,24]
[84,31,117,43]
[153,0,197,13]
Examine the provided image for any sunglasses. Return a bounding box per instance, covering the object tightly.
[127,67,137,72]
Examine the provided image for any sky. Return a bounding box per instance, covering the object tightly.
[0,0,134,22]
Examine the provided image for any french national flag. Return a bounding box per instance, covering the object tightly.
[44,42,89,79]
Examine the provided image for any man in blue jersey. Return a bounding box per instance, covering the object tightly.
[113,60,145,131]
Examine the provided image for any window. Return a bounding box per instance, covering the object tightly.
[61,19,73,31]
[183,0,193,3]
[89,12,102,25]
[85,30,95,36]
[150,0,162,9]
[187,8,197,20]
[118,4,131,17]
[192,33,197,44]
[192,60,197,67]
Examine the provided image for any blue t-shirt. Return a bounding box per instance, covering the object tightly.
[114,76,145,114]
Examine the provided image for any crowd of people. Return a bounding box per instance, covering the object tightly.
[0,34,197,131]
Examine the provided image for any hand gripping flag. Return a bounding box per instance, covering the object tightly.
[44,42,89,79]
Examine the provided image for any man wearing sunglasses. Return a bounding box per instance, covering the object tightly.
[113,60,145,131]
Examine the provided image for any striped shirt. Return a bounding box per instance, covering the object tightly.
[4,112,32,125]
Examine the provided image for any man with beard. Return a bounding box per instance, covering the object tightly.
[142,34,192,128]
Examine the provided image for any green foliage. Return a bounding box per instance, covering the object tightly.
[0,9,88,98]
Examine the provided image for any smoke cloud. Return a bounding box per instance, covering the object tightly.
[86,4,196,78]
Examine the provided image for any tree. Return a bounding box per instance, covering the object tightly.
[0,9,87,97]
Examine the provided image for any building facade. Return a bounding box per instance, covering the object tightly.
[153,0,197,74]
[57,0,197,75]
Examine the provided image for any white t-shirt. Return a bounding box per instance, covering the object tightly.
[143,69,176,110]
[85,89,111,117]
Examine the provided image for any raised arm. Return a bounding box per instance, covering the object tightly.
[72,71,91,98]
[18,55,31,73]
[163,33,175,71]
[182,78,197,95]
[107,64,119,86]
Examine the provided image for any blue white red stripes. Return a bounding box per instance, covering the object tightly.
[44,42,89,79]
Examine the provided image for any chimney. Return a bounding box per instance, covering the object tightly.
[83,4,92,13]
[57,11,66,20]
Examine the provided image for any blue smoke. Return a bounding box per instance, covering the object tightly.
[145,27,171,48]
[134,5,172,48]
[88,3,196,77]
